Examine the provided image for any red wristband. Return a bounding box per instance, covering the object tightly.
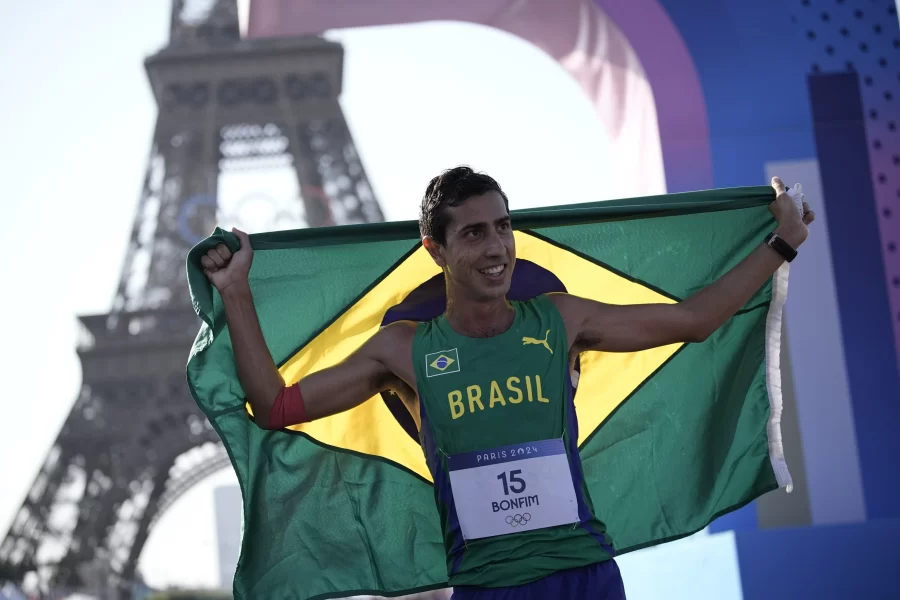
[267,383,308,429]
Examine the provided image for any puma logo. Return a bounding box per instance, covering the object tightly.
[522,330,553,354]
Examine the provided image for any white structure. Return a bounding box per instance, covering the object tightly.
[213,485,243,590]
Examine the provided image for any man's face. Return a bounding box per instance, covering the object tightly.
[426,191,516,301]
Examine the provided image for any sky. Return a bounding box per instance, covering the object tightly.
[0,0,615,590]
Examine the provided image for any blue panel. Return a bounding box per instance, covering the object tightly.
[708,502,757,534]
[735,520,900,600]
[808,71,900,520]
[656,0,819,187]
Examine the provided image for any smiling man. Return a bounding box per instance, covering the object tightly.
[200,166,814,599]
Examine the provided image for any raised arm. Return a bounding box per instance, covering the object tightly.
[201,229,412,429]
[553,177,816,354]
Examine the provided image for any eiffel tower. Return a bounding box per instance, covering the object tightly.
[0,1,383,596]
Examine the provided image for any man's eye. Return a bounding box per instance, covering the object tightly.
[498,222,511,232]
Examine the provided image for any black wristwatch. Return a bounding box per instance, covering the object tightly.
[764,231,798,262]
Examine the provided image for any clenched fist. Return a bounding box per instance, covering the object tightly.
[201,227,253,294]
[769,176,816,248]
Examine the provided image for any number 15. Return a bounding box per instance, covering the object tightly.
[497,470,526,496]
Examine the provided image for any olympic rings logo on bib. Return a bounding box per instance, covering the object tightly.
[505,513,531,527]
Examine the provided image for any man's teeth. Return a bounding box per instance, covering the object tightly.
[480,265,504,275]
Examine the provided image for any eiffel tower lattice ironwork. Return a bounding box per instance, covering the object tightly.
[0,1,384,596]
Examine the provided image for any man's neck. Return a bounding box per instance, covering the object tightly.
[445,295,514,338]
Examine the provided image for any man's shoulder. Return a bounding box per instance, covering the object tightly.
[372,320,418,351]
[536,292,584,333]
[542,291,588,309]
[527,291,569,315]
[377,319,418,336]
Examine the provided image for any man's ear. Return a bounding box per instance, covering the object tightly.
[422,236,446,267]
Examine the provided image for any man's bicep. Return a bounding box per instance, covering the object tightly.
[556,294,697,353]
[298,331,399,421]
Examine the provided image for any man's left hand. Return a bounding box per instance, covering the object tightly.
[770,176,815,248]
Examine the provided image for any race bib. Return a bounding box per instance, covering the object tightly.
[447,439,580,541]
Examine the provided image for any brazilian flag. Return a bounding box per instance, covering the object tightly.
[186,187,792,600]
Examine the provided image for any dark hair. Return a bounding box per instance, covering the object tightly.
[419,166,509,245]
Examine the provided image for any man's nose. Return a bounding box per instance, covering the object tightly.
[484,231,505,257]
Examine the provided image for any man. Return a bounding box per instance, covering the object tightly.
[201,167,814,599]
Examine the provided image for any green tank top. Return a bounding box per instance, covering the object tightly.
[412,294,614,588]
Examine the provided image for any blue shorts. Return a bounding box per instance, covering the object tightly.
[450,559,626,600]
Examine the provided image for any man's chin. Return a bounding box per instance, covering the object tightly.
[476,281,511,301]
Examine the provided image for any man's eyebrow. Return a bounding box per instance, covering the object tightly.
[459,221,487,231]
[456,217,509,233]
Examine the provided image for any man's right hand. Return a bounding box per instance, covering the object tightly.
[201,227,253,294]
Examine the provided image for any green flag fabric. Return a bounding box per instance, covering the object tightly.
[186,186,792,599]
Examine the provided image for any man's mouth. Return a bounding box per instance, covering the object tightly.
[478,264,506,277]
